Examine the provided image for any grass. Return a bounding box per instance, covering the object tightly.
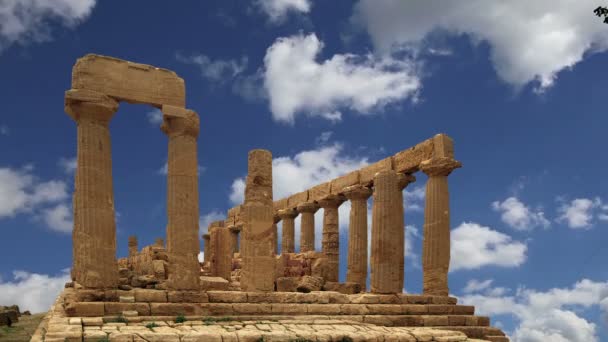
[174,314,187,323]
[107,315,128,323]
[145,322,158,329]
[0,313,46,342]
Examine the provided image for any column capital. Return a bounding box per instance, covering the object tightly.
[297,201,320,213]
[419,157,462,177]
[65,89,118,122]
[318,194,346,208]
[160,105,200,138]
[397,173,416,190]
[343,185,372,200]
[277,208,298,220]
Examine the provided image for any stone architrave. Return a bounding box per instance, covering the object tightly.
[297,202,319,253]
[128,236,138,257]
[343,185,372,290]
[241,150,275,292]
[370,170,402,294]
[277,208,297,253]
[161,105,201,290]
[202,234,210,263]
[396,173,416,290]
[420,157,461,296]
[209,227,232,281]
[318,195,345,282]
[65,88,119,289]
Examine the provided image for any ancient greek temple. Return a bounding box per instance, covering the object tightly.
[33,54,509,342]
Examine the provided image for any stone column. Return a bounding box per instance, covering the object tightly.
[343,185,372,290]
[370,170,402,294]
[161,105,201,290]
[228,226,240,254]
[277,208,297,253]
[318,195,345,282]
[420,157,461,296]
[297,202,319,253]
[202,234,210,263]
[396,173,416,291]
[209,227,232,281]
[241,149,275,292]
[128,236,138,257]
[65,89,119,289]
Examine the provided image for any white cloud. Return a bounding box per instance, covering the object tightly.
[404,185,425,212]
[315,131,333,145]
[459,279,608,342]
[263,33,421,124]
[463,279,494,293]
[404,224,420,268]
[146,109,163,125]
[450,222,527,271]
[199,210,225,236]
[41,203,72,233]
[254,0,311,23]
[0,268,70,313]
[0,0,96,53]
[176,53,248,82]
[58,156,77,174]
[0,124,9,135]
[557,197,603,229]
[353,0,608,92]
[158,162,205,176]
[229,143,369,204]
[492,197,550,231]
[198,251,204,263]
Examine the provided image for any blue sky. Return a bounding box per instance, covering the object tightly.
[1,0,607,340]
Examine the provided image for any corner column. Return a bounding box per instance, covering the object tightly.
[161,105,201,290]
[420,157,461,296]
[297,202,319,253]
[343,185,372,290]
[65,89,119,289]
[318,195,345,282]
[370,170,402,293]
[277,208,297,253]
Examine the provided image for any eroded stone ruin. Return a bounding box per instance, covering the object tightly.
[32,54,510,342]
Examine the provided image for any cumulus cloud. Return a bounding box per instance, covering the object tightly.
[557,197,604,229]
[315,131,333,145]
[353,0,608,92]
[0,0,96,53]
[176,53,248,82]
[199,210,225,235]
[40,203,72,233]
[254,0,311,23]
[0,268,70,313]
[450,222,527,271]
[57,156,77,174]
[459,279,608,342]
[492,197,550,231]
[463,279,494,293]
[263,33,421,124]
[404,185,425,212]
[146,109,163,125]
[198,251,204,263]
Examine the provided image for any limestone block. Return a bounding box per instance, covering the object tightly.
[232,303,272,314]
[104,303,150,316]
[276,277,299,292]
[67,302,104,317]
[199,303,233,315]
[273,198,288,212]
[287,191,309,208]
[392,138,435,173]
[244,150,273,206]
[322,282,361,294]
[270,303,307,314]
[359,157,393,185]
[296,276,324,293]
[149,303,202,316]
[207,291,247,303]
[306,304,341,315]
[72,54,185,107]
[240,203,275,292]
[200,276,229,291]
[227,206,240,219]
[308,182,331,202]
[167,291,208,303]
[433,133,455,158]
[330,170,360,195]
[423,315,449,326]
[81,317,104,326]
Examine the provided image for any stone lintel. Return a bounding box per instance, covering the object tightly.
[277,208,298,219]
[343,185,372,200]
[296,201,319,213]
[317,194,346,208]
[65,89,119,122]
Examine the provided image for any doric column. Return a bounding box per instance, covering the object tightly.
[277,208,297,253]
[202,234,210,263]
[396,173,416,291]
[241,149,275,292]
[161,105,201,290]
[343,185,372,290]
[228,225,240,254]
[128,236,138,257]
[296,202,319,253]
[318,195,345,282]
[370,170,402,294]
[65,89,119,289]
[420,157,461,296]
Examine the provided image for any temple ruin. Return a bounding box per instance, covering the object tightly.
[32,54,510,342]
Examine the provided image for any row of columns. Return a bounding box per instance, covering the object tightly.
[66,89,201,290]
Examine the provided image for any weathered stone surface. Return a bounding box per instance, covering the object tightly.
[287,190,309,208]
[322,282,361,294]
[297,202,319,253]
[297,276,325,293]
[134,289,167,303]
[208,227,233,281]
[330,170,360,195]
[71,54,185,107]
[277,208,297,253]
[276,277,299,292]
[167,291,208,303]
[360,157,393,185]
[200,276,229,291]
[308,182,331,202]
[128,236,138,257]
[343,185,372,291]
[318,195,345,282]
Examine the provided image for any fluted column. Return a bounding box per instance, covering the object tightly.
[161,105,201,290]
[396,173,416,291]
[318,195,345,282]
[297,202,319,253]
[370,170,402,293]
[420,157,461,296]
[65,89,119,289]
[128,236,138,257]
[202,234,210,263]
[277,208,297,253]
[343,185,372,290]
